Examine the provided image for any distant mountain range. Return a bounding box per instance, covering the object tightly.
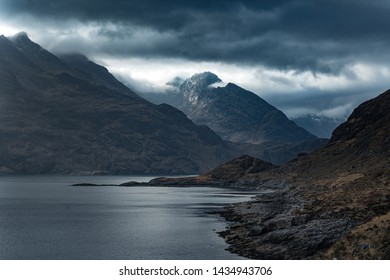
[292,114,345,138]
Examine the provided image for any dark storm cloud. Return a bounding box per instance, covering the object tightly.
[3,0,390,74]
[2,0,284,27]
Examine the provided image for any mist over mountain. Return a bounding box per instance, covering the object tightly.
[292,114,346,138]
[0,33,241,175]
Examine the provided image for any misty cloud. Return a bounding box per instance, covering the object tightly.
[1,0,390,118]
[2,0,390,73]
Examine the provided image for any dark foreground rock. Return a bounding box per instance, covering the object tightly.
[218,188,355,259]
[218,172,390,259]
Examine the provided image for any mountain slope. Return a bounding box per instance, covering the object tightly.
[0,33,237,175]
[59,53,140,98]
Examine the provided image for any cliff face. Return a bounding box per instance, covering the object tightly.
[0,34,238,175]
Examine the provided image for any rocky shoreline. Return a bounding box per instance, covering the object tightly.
[74,176,388,259]
[214,89,390,259]
[73,147,390,259]
[216,184,356,259]
[71,93,390,260]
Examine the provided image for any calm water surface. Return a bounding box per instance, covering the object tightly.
[0,176,257,260]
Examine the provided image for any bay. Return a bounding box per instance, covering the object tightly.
[0,176,256,260]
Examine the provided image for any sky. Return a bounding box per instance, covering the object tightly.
[1,0,390,119]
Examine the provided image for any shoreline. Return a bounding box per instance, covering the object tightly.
[70,169,390,260]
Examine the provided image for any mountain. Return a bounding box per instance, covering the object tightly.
[138,72,327,164]
[164,72,318,145]
[0,33,240,175]
[292,114,345,138]
[147,89,390,259]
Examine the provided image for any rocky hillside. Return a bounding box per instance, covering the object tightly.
[221,89,390,259]
[0,33,239,175]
